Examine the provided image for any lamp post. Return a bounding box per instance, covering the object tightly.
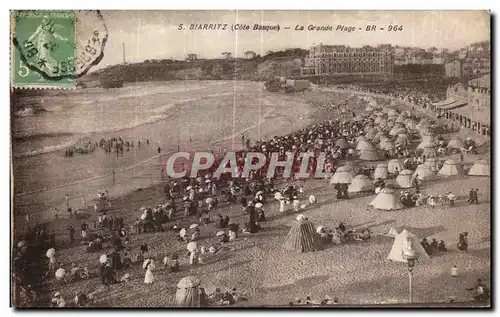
[403,245,420,303]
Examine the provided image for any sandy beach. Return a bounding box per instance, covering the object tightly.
[12,82,490,307]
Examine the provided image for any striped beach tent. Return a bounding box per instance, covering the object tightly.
[283,217,322,253]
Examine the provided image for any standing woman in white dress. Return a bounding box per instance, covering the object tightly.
[143,259,155,284]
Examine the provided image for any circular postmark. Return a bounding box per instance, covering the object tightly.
[12,10,107,80]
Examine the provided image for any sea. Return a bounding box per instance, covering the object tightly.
[12,80,274,218]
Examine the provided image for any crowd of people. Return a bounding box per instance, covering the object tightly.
[63,137,154,158]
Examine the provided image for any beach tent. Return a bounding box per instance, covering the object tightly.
[385,227,399,237]
[329,166,354,184]
[404,119,417,130]
[424,157,440,170]
[335,138,349,149]
[396,169,413,188]
[374,116,384,124]
[388,159,404,174]
[422,145,437,158]
[388,109,399,117]
[395,114,406,123]
[373,164,389,179]
[412,164,437,181]
[395,134,411,146]
[283,217,322,253]
[380,139,396,151]
[174,276,201,307]
[348,174,375,193]
[468,159,490,176]
[438,159,463,176]
[387,229,430,263]
[369,188,403,210]
[417,133,437,148]
[447,137,464,150]
[359,148,380,161]
[356,140,375,151]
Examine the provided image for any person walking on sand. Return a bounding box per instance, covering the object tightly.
[292,196,300,212]
[473,189,479,204]
[447,191,456,207]
[143,259,155,284]
[279,197,286,213]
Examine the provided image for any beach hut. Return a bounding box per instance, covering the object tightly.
[369,188,403,210]
[356,140,375,151]
[447,137,464,150]
[388,109,399,117]
[438,159,463,176]
[283,216,322,253]
[387,159,404,174]
[329,166,354,184]
[380,139,395,151]
[422,145,437,158]
[359,148,380,161]
[174,276,201,307]
[335,138,349,149]
[412,164,436,181]
[468,159,490,176]
[424,157,440,170]
[396,169,413,188]
[348,175,375,193]
[373,164,389,179]
[387,229,430,263]
[395,134,411,146]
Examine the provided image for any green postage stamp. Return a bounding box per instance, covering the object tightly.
[11,10,108,89]
[12,10,77,88]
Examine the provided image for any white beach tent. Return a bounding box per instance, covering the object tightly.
[359,148,380,161]
[373,164,389,179]
[387,229,430,263]
[356,140,375,151]
[385,227,399,237]
[348,174,375,193]
[447,136,464,150]
[413,164,437,181]
[387,159,404,174]
[396,169,413,188]
[438,159,463,176]
[395,134,411,146]
[329,166,354,184]
[468,159,490,176]
[369,188,404,210]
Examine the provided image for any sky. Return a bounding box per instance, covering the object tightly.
[94,10,490,68]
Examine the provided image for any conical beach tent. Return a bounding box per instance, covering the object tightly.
[422,145,437,158]
[356,140,375,151]
[438,159,463,176]
[380,139,395,151]
[175,276,201,307]
[413,164,436,181]
[468,159,490,176]
[395,134,410,146]
[373,164,389,179]
[387,229,430,263]
[359,148,380,161]
[283,218,322,253]
[385,227,399,237]
[447,137,464,150]
[329,166,354,184]
[396,169,413,188]
[348,175,375,193]
[417,137,436,149]
[369,188,403,210]
[387,159,403,174]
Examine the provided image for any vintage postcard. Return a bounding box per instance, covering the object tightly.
[10,10,491,308]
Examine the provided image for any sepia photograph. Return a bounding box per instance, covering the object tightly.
[10,10,491,308]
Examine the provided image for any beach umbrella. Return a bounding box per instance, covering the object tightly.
[186,186,193,191]
[55,268,66,280]
[205,197,213,204]
[189,224,199,229]
[255,202,264,209]
[316,226,324,234]
[46,248,56,258]
[187,242,198,252]
[99,254,108,264]
[17,240,26,248]
[216,231,226,237]
[205,179,211,183]
[274,192,283,200]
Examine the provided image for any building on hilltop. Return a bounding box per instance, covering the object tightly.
[186,53,198,61]
[300,44,394,76]
[445,60,462,78]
